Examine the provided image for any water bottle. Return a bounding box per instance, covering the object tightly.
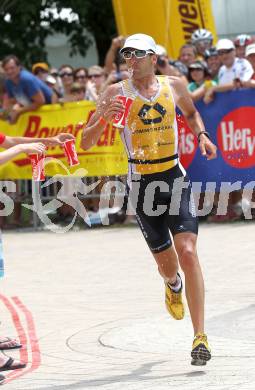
[0,233,4,278]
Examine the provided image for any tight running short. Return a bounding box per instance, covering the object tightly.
[127,164,198,253]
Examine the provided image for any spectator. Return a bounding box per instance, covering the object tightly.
[73,67,88,99]
[32,63,61,101]
[74,67,88,87]
[104,35,126,74]
[204,39,253,104]
[101,59,130,91]
[32,62,49,82]
[234,34,253,59]
[85,65,106,102]
[45,74,62,100]
[191,28,213,59]
[245,43,255,75]
[188,61,217,101]
[204,47,221,82]
[179,43,197,67]
[70,82,86,101]
[58,64,74,102]
[155,45,187,81]
[0,69,7,111]
[2,55,55,124]
[49,67,63,96]
[242,43,255,88]
[188,61,208,90]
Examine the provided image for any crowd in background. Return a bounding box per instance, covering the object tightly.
[0,29,255,226]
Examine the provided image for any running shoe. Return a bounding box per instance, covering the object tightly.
[191,333,211,365]
[165,273,184,320]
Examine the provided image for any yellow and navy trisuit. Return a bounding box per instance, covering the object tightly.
[119,76,198,253]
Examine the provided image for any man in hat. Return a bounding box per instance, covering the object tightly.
[204,39,254,103]
[32,62,49,82]
[81,33,217,365]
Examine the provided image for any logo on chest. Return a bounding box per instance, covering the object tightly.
[138,103,166,125]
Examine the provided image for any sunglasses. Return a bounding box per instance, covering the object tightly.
[75,75,87,79]
[218,49,233,55]
[88,74,103,79]
[122,49,153,59]
[59,72,73,77]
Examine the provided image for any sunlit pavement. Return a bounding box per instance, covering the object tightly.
[1,221,255,389]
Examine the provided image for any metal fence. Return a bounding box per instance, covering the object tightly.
[4,176,127,229]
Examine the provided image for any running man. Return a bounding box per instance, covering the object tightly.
[81,34,217,365]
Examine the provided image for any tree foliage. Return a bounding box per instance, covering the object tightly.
[0,0,117,66]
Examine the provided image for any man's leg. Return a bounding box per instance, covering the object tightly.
[173,231,211,365]
[151,246,184,320]
[152,245,178,285]
[173,232,204,334]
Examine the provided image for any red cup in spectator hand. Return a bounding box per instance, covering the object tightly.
[112,95,133,128]
[29,153,45,181]
[64,139,79,166]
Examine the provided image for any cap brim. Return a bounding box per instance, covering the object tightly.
[120,39,155,53]
[189,66,204,70]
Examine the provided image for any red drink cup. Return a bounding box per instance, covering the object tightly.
[29,153,45,181]
[64,139,79,166]
[112,95,133,128]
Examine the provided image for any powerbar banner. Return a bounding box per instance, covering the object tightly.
[112,0,217,59]
[0,101,128,179]
[178,89,255,189]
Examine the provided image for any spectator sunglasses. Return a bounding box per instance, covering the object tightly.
[122,49,154,59]
[59,71,73,77]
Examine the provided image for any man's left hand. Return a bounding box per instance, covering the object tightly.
[199,134,217,160]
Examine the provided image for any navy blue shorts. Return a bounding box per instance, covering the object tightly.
[127,164,198,253]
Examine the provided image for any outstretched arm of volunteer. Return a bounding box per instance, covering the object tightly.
[80,84,124,150]
[0,133,74,149]
[170,77,217,160]
[0,143,45,165]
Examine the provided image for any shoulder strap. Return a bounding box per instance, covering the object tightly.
[120,79,136,99]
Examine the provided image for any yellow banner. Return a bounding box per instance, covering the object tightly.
[0,102,128,179]
[112,0,217,59]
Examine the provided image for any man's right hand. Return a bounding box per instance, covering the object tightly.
[103,96,125,122]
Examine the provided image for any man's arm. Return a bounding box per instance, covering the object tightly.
[203,81,243,104]
[80,84,123,150]
[1,133,75,149]
[170,77,217,160]
[8,91,45,124]
[189,84,206,102]
[104,36,125,74]
[0,143,45,165]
